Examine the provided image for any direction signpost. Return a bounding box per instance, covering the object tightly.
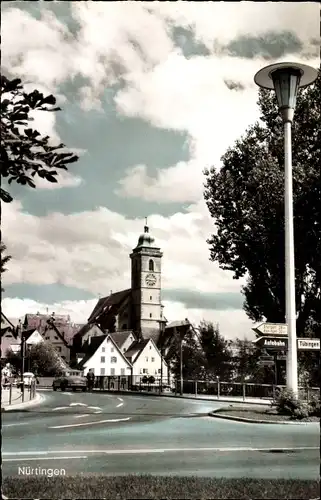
[252,323,287,336]
[254,336,288,350]
[297,338,320,351]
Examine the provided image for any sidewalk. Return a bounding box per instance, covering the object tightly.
[1,386,43,411]
[92,389,272,406]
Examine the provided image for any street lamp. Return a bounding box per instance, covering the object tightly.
[254,62,319,395]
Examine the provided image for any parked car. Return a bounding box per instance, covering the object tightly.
[17,372,36,389]
[53,374,87,392]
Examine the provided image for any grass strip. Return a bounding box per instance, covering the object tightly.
[213,406,319,422]
[2,475,320,499]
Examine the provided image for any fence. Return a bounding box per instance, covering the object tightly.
[2,380,37,407]
[91,376,319,402]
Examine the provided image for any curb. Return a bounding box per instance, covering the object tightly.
[209,410,318,425]
[1,392,45,412]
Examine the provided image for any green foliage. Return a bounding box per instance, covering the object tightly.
[273,388,310,420]
[0,242,11,291]
[5,341,62,376]
[308,394,320,417]
[2,475,320,500]
[1,75,79,203]
[166,325,206,380]
[199,321,233,380]
[204,72,321,338]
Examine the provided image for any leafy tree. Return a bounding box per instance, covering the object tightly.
[204,71,321,338]
[5,341,62,376]
[166,326,206,380]
[1,75,79,203]
[230,338,260,382]
[199,321,233,380]
[0,243,11,291]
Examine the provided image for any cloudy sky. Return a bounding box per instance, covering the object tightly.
[1,2,319,339]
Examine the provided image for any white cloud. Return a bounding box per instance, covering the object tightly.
[1,200,251,339]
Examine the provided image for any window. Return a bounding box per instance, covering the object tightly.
[45,336,50,340]
[111,347,114,352]
[54,336,59,340]
[150,296,152,300]
[56,346,61,352]
[149,259,154,271]
[111,356,117,363]
[158,369,161,373]
[121,368,125,375]
[151,357,155,362]
[111,368,115,376]
[149,313,152,318]
[100,368,105,375]
[102,347,105,353]
[100,356,105,363]
[145,357,148,362]
[143,368,148,374]
[149,345,152,349]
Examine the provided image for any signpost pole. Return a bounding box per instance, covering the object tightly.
[274,352,278,386]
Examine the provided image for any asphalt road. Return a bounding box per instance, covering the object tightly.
[2,390,320,479]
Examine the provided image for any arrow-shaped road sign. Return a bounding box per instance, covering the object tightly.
[252,323,287,336]
[254,336,288,350]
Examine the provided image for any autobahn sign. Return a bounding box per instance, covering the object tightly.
[252,323,287,336]
[254,336,288,350]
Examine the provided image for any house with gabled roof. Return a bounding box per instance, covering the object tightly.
[77,334,133,377]
[1,312,20,358]
[109,331,137,355]
[125,338,169,379]
[41,318,72,363]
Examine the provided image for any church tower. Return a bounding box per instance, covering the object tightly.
[130,220,163,342]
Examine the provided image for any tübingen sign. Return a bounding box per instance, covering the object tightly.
[255,336,288,350]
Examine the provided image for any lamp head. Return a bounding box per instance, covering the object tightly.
[254,62,319,123]
[270,67,302,111]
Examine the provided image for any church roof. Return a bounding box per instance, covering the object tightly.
[87,289,131,323]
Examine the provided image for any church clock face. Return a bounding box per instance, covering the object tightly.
[145,273,157,286]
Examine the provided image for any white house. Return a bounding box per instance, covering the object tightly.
[125,338,169,380]
[78,334,133,377]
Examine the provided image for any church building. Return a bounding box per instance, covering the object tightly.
[75,222,166,348]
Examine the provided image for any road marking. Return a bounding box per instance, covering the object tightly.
[3,423,30,427]
[69,403,87,407]
[87,406,101,410]
[61,392,72,395]
[74,414,90,418]
[94,411,102,414]
[4,446,318,456]
[117,398,123,402]
[52,407,69,411]
[48,417,131,429]
[3,456,87,462]
[116,403,123,408]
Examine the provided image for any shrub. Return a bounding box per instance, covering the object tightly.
[308,394,321,417]
[148,376,155,384]
[273,388,310,419]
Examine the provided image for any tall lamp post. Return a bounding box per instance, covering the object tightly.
[254,62,318,395]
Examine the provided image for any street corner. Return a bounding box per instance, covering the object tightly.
[2,392,46,412]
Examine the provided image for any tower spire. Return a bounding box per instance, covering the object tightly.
[144,217,149,233]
